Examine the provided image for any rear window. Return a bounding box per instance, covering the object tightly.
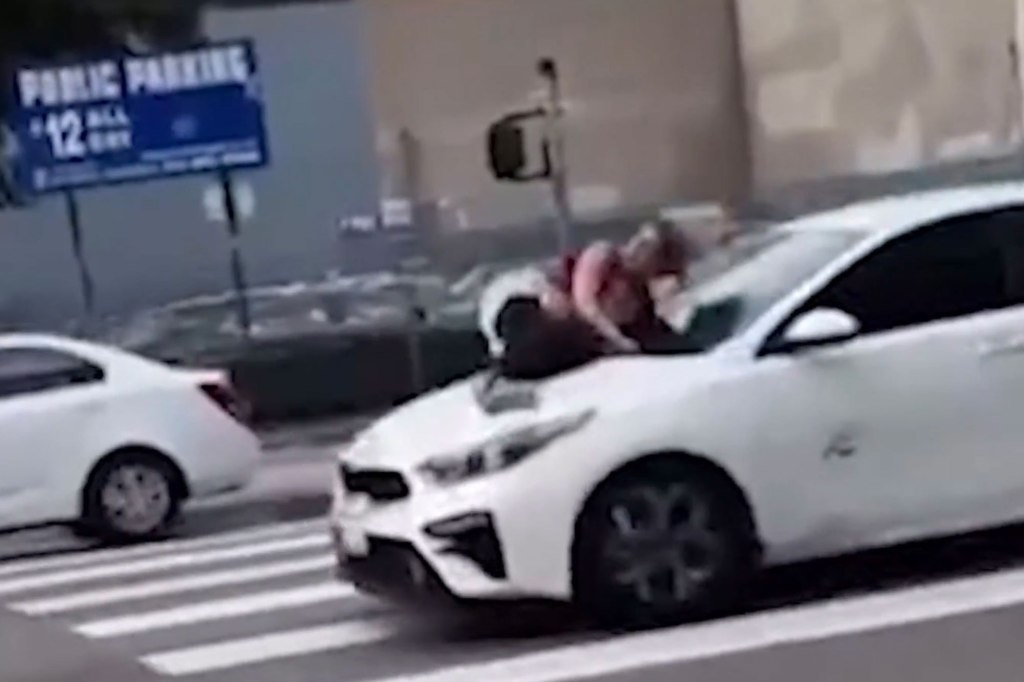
[0,347,104,398]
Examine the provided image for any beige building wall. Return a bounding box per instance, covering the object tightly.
[737,0,1023,190]
[359,0,750,229]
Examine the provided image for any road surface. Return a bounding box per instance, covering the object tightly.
[5,513,1024,681]
[4,419,1024,681]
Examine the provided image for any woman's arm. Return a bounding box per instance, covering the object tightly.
[571,242,638,352]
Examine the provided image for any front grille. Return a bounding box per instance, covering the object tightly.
[340,465,410,502]
[339,537,453,603]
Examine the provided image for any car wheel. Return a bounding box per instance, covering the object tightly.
[83,452,181,543]
[572,460,757,629]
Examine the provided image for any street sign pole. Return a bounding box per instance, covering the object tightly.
[62,189,96,333]
[218,168,253,340]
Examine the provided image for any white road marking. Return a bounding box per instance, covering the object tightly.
[141,619,396,676]
[0,534,329,597]
[0,518,322,579]
[366,565,1024,682]
[74,582,357,638]
[9,555,335,615]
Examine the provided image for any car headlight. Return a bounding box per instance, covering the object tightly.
[415,410,595,486]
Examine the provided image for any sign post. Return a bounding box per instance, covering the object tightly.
[5,40,270,333]
[217,168,252,339]
[61,189,96,332]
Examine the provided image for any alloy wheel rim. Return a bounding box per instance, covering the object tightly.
[100,464,171,534]
[601,483,723,607]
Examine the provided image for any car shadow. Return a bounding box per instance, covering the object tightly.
[410,521,1024,642]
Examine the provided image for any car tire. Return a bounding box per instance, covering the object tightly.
[572,459,757,630]
[82,450,182,543]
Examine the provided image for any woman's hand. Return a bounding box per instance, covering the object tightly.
[540,288,574,319]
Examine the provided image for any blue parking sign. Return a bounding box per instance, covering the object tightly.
[5,39,270,194]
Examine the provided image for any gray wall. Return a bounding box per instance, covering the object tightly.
[737,0,1020,188]
[0,0,380,331]
[362,0,750,229]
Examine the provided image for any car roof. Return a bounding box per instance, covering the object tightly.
[0,333,131,365]
[784,181,1024,238]
[0,333,88,350]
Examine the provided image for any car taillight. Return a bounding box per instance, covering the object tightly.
[200,382,252,425]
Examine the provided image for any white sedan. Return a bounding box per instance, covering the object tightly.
[330,182,1024,627]
[0,334,261,541]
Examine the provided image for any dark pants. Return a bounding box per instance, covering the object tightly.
[495,297,603,380]
[622,313,682,354]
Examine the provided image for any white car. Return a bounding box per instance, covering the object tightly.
[330,182,1024,627]
[0,333,261,541]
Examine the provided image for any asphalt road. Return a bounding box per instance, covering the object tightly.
[5,426,1024,681]
[6,517,1024,682]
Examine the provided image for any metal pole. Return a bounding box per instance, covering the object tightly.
[538,58,573,253]
[63,190,96,334]
[218,168,252,339]
[407,299,426,394]
[0,125,17,208]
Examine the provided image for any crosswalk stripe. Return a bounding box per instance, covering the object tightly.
[362,564,1024,682]
[74,582,358,638]
[140,618,396,676]
[9,555,336,615]
[0,518,322,579]
[0,534,329,597]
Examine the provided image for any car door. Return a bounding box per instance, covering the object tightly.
[964,207,1024,523]
[0,347,106,529]
[742,211,1020,557]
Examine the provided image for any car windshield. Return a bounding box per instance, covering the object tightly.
[666,227,867,353]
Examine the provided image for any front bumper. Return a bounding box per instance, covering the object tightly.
[328,461,573,603]
[330,503,513,602]
[333,531,458,605]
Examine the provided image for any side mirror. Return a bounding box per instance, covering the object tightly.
[779,308,860,352]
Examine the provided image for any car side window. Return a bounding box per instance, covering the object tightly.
[802,213,1009,337]
[0,348,105,400]
[986,209,1024,306]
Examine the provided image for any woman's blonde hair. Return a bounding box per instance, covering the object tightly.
[631,218,690,275]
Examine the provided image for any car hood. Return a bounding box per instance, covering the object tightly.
[346,355,726,469]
